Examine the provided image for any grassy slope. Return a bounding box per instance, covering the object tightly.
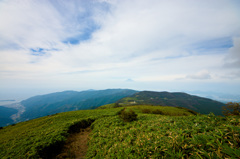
[0,108,122,159]
[88,114,240,158]
[0,105,239,158]
[117,91,225,115]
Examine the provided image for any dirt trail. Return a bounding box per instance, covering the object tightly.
[56,127,91,159]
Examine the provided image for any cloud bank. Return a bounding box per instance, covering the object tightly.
[0,0,240,97]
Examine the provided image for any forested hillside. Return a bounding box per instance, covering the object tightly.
[18,89,137,121]
[0,106,18,127]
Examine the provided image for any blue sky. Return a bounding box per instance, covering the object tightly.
[0,0,240,100]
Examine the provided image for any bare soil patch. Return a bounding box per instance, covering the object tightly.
[56,127,91,159]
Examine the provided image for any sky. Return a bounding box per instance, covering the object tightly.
[0,0,240,100]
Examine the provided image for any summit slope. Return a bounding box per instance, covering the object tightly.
[117,91,225,115]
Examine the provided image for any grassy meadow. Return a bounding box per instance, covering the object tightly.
[88,113,240,158]
[0,105,239,158]
[0,108,121,158]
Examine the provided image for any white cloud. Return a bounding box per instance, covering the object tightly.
[224,37,240,68]
[0,0,240,96]
[0,1,64,49]
[186,70,211,80]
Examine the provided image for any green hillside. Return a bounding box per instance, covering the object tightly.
[0,108,121,158]
[118,91,225,115]
[88,113,240,158]
[0,105,239,158]
[4,89,224,127]
[18,89,137,122]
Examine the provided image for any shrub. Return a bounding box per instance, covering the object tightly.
[116,108,124,115]
[222,102,240,116]
[119,109,137,122]
[113,103,121,108]
[186,109,198,115]
[176,106,198,115]
[152,109,163,115]
[142,108,151,114]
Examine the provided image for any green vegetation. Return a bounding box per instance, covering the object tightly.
[223,102,240,116]
[97,103,120,109]
[16,89,224,127]
[88,113,240,158]
[0,106,18,127]
[0,105,239,158]
[117,91,225,115]
[119,108,138,122]
[0,108,122,158]
[19,89,137,122]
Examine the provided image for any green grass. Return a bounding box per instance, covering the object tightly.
[88,113,240,158]
[0,105,239,158]
[0,108,122,159]
[118,97,139,105]
[97,103,117,109]
[98,103,198,115]
[129,105,195,116]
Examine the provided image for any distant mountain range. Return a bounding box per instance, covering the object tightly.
[18,89,137,122]
[0,89,226,127]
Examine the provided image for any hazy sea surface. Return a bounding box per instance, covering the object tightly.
[0,100,19,106]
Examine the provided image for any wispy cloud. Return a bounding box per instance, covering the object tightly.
[186,70,212,80]
[0,0,240,96]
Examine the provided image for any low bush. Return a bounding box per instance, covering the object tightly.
[152,109,163,114]
[176,106,198,115]
[113,103,121,108]
[116,108,124,115]
[119,109,137,122]
[142,108,151,114]
[222,102,240,116]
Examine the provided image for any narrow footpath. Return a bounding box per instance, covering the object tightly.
[56,127,91,159]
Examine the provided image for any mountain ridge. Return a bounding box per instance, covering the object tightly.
[18,89,137,122]
[117,91,225,115]
[0,89,226,127]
